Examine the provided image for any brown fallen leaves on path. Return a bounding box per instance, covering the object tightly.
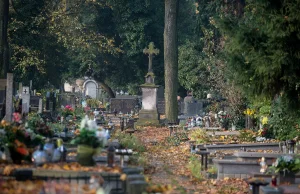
[134,126,249,194]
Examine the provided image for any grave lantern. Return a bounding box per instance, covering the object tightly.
[287,140,296,154]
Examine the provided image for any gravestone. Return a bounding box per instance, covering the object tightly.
[22,86,30,114]
[38,98,43,113]
[83,79,98,99]
[136,42,160,126]
[30,96,40,112]
[110,98,138,114]
[183,101,203,116]
[0,79,6,90]
[57,94,76,107]
[5,73,13,122]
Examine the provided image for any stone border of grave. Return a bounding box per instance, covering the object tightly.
[205,142,280,152]
[213,158,260,179]
[234,151,296,165]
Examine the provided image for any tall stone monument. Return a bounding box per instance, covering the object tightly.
[5,73,13,122]
[136,42,160,126]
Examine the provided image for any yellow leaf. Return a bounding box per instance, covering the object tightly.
[120,173,127,181]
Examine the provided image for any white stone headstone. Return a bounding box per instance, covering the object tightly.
[38,98,43,113]
[22,86,30,113]
[84,80,98,99]
[64,82,73,92]
[22,103,28,115]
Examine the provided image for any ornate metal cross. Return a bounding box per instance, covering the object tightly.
[143,42,159,73]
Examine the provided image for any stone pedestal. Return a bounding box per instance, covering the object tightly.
[136,84,160,126]
[22,93,30,114]
[5,73,13,122]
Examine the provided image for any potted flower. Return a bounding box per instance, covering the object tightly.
[0,118,44,164]
[61,105,75,117]
[71,129,103,166]
[269,155,300,184]
[71,116,104,166]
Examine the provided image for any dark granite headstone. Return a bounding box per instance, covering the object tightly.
[110,98,138,114]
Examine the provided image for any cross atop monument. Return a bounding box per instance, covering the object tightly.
[143,42,159,73]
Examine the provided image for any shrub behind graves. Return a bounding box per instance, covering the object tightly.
[114,132,146,152]
[268,97,300,140]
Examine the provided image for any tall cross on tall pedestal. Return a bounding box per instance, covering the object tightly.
[143,42,159,73]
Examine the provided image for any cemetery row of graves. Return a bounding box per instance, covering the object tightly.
[0,85,299,194]
[0,72,298,194]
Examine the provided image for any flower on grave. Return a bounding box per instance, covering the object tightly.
[262,116,268,125]
[61,105,74,117]
[244,108,255,116]
[12,112,21,123]
[282,155,293,163]
[270,156,300,173]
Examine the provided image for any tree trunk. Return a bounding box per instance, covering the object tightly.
[164,0,179,123]
[97,81,116,98]
[0,0,9,78]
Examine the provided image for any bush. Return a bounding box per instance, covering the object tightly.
[268,97,300,140]
[114,132,146,152]
[238,129,257,142]
[190,128,209,144]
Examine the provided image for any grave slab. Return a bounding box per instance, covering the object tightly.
[205,143,280,152]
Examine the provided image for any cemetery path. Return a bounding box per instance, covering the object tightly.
[134,127,249,194]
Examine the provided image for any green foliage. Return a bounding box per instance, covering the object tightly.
[113,132,145,152]
[48,122,64,133]
[268,97,300,140]
[27,113,53,137]
[178,42,210,99]
[74,107,85,118]
[86,99,100,108]
[187,155,203,180]
[190,129,209,144]
[165,131,189,146]
[218,0,300,107]
[238,129,257,142]
[9,0,70,88]
[107,0,165,87]
[207,165,217,174]
[71,129,102,148]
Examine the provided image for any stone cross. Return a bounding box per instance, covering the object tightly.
[143,42,159,73]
